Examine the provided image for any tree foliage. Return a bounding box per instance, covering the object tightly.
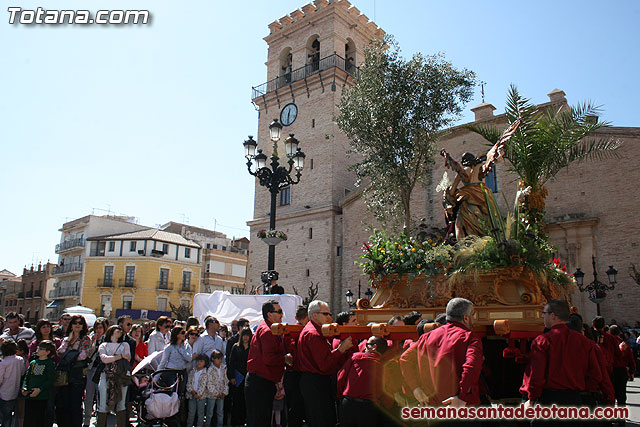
[336,37,476,229]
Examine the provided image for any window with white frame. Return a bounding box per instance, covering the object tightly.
[185,247,191,258]
[123,295,133,310]
[130,241,137,252]
[157,297,168,312]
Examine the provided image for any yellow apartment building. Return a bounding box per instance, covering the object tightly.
[82,229,201,319]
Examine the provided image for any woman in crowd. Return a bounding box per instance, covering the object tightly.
[186,316,199,331]
[147,316,171,354]
[56,314,91,427]
[130,323,148,369]
[83,317,108,427]
[228,327,252,427]
[29,319,62,362]
[96,325,131,427]
[158,326,193,396]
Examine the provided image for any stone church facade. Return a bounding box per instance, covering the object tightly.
[248,0,640,322]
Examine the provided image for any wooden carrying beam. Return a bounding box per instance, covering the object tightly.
[271,319,514,341]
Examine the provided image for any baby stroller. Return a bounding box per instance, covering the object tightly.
[136,369,184,427]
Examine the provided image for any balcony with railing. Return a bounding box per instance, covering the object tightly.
[25,291,32,298]
[55,238,85,254]
[157,281,173,291]
[48,287,79,298]
[97,278,114,288]
[251,53,359,100]
[119,279,136,288]
[181,283,194,293]
[34,289,42,297]
[53,262,83,275]
[18,292,25,299]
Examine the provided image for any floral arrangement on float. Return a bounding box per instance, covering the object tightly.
[358,185,576,308]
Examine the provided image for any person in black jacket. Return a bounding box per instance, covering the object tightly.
[228,327,252,426]
[117,316,136,427]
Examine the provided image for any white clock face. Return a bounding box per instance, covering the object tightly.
[280,103,298,126]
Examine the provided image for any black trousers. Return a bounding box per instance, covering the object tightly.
[24,399,48,427]
[339,397,380,427]
[299,372,335,427]
[284,370,306,427]
[244,373,276,427]
[230,382,246,426]
[55,382,85,427]
[612,367,627,406]
[532,389,582,427]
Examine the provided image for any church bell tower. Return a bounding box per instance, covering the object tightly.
[247,0,384,310]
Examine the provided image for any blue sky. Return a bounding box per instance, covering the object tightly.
[1,0,638,275]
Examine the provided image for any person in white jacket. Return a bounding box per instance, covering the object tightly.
[206,350,229,427]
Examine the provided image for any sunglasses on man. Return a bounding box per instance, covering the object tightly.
[271,309,283,314]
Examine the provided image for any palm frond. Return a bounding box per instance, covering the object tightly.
[465,124,501,145]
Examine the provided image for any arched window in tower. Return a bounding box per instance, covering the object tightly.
[345,39,356,74]
[306,36,320,75]
[279,48,293,87]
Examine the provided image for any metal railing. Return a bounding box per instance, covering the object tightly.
[119,279,136,288]
[252,53,359,99]
[48,287,79,298]
[26,291,32,298]
[34,289,41,297]
[181,283,194,292]
[55,238,85,253]
[97,278,114,288]
[18,292,24,299]
[157,281,173,290]
[53,263,83,275]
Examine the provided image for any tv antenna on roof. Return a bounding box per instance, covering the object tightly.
[480,81,486,103]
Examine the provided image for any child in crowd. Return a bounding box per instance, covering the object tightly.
[15,339,30,366]
[0,339,27,426]
[272,380,285,427]
[186,354,210,427]
[21,340,56,427]
[206,350,228,427]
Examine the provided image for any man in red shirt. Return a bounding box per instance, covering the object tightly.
[400,297,483,414]
[609,325,633,409]
[592,316,621,375]
[337,336,388,427]
[297,300,353,427]
[245,300,289,427]
[520,300,602,417]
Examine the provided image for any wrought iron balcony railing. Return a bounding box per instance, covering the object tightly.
[119,279,136,288]
[48,287,79,298]
[53,263,83,275]
[55,238,85,253]
[252,53,359,99]
[97,278,114,288]
[181,283,194,293]
[157,281,173,291]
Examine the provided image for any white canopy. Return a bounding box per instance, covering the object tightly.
[64,305,96,327]
[193,291,303,327]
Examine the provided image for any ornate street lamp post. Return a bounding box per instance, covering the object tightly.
[345,280,374,308]
[244,119,306,293]
[573,256,618,316]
